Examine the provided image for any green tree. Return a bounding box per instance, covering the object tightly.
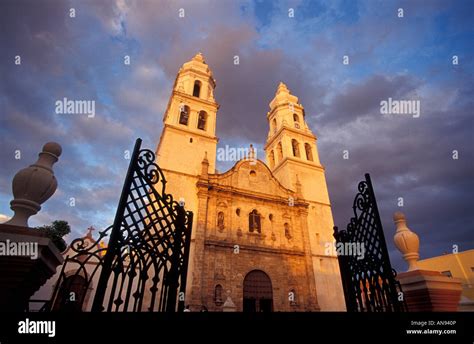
[36,220,71,252]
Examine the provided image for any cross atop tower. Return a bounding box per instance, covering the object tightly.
[86,226,95,238]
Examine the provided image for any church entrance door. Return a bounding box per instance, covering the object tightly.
[243,270,273,312]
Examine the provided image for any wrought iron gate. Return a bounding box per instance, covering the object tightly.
[47,138,193,312]
[333,173,406,312]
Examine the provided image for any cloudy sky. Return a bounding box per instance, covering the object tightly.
[1,0,473,271]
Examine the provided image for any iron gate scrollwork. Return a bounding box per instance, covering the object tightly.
[47,138,193,312]
[333,173,406,312]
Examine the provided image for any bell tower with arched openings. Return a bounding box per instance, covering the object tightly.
[156,52,219,177]
[264,81,327,203]
[264,82,342,310]
[155,53,219,302]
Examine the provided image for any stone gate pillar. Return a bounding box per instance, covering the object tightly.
[0,142,64,311]
[393,212,462,311]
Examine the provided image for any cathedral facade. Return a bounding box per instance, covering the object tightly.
[155,53,345,311]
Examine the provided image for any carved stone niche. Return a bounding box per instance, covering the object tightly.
[216,201,227,233]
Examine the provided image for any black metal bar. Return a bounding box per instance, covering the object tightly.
[333,226,355,311]
[365,173,403,311]
[91,138,142,312]
[165,205,184,312]
[46,254,69,311]
[44,138,194,313]
[365,174,393,273]
[335,237,351,309]
[334,173,406,312]
[178,211,193,312]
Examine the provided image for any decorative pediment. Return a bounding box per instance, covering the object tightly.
[209,159,294,200]
[217,201,228,208]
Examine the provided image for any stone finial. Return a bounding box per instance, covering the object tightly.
[193,52,205,63]
[393,211,420,271]
[295,174,303,198]
[201,151,209,178]
[4,142,62,227]
[276,81,289,94]
[248,144,255,160]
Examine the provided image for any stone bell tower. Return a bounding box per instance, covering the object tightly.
[264,82,345,310]
[155,53,219,303]
[155,52,219,213]
[156,52,219,177]
[263,82,328,204]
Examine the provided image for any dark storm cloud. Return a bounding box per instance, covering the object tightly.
[0,0,138,237]
[0,0,71,70]
[319,70,474,269]
[318,74,421,126]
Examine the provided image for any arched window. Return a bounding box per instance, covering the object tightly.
[217,211,225,232]
[249,209,261,233]
[293,114,300,128]
[193,80,201,97]
[291,139,300,157]
[179,105,190,125]
[284,223,292,239]
[214,284,224,305]
[197,111,207,130]
[277,142,283,161]
[305,143,313,161]
[272,118,277,133]
[269,150,275,169]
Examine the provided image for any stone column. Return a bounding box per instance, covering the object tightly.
[298,206,320,311]
[0,142,64,311]
[188,175,210,311]
[393,212,462,311]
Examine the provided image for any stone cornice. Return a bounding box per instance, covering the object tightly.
[265,125,317,150]
[162,123,218,141]
[204,239,306,256]
[172,90,219,110]
[179,67,216,86]
[311,254,339,259]
[160,168,199,179]
[196,181,308,208]
[267,102,304,119]
[271,156,325,175]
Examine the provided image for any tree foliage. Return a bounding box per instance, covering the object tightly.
[36,220,71,252]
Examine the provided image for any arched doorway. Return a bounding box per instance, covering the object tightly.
[243,270,273,312]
